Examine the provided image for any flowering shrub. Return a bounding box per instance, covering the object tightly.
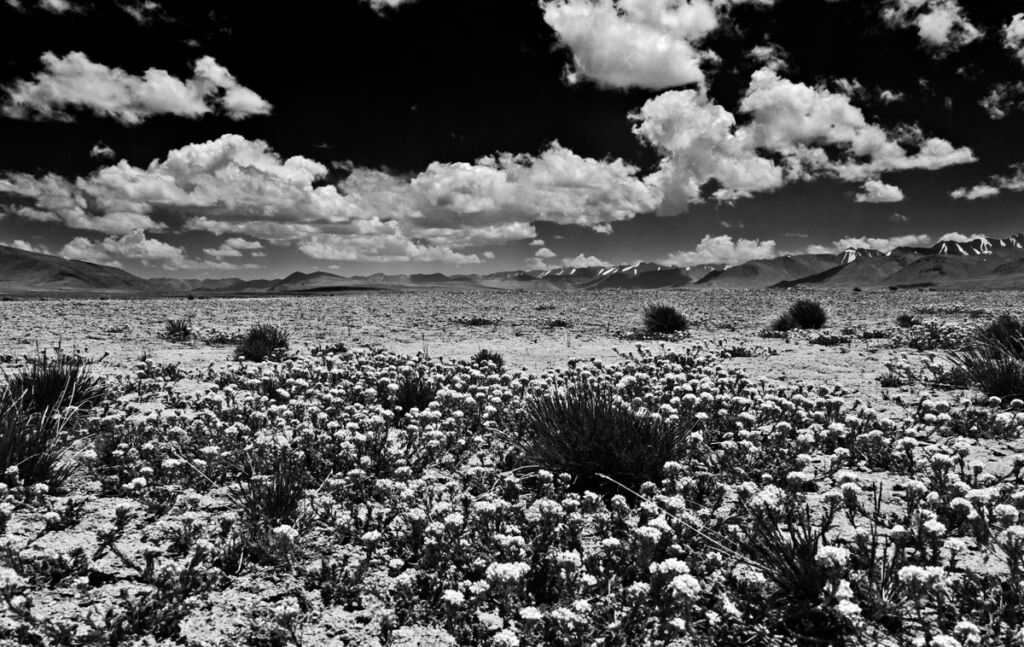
[0,341,1023,645]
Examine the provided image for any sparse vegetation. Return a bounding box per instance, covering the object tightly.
[471,348,505,368]
[504,376,690,492]
[453,315,497,326]
[895,313,921,328]
[162,317,193,342]
[773,299,827,331]
[642,302,688,334]
[947,315,1024,398]
[0,399,78,487]
[3,348,106,414]
[234,323,290,362]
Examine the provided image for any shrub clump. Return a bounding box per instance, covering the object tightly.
[642,303,688,334]
[773,299,827,331]
[895,313,921,328]
[3,348,106,414]
[505,379,688,492]
[471,349,505,369]
[162,318,193,342]
[948,314,1024,399]
[0,399,77,487]
[234,324,290,362]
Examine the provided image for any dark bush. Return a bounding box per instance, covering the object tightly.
[895,313,921,328]
[773,300,826,332]
[787,300,827,329]
[947,315,1024,399]
[234,324,290,362]
[642,303,688,334]
[391,371,438,418]
[4,349,106,414]
[0,399,77,487]
[163,318,193,342]
[471,349,505,369]
[229,447,309,530]
[454,316,497,326]
[505,380,688,492]
[977,314,1024,357]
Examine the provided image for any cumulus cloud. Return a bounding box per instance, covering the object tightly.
[1005,13,1024,63]
[1,134,657,266]
[950,163,1024,200]
[60,230,251,270]
[529,239,545,246]
[90,142,116,159]
[534,247,557,258]
[881,0,981,52]
[39,0,75,13]
[5,239,48,254]
[2,52,272,124]
[662,234,776,266]
[855,179,904,203]
[980,82,1024,120]
[203,237,263,258]
[939,231,989,243]
[634,67,974,212]
[806,234,932,254]
[363,0,417,11]
[562,253,606,267]
[541,0,773,90]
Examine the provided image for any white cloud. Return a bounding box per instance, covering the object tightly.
[3,52,271,124]
[2,134,658,265]
[562,253,606,267]
[939,232,989,243]
[633,68,974,212]
[5,239,48,254]
[363,0,417,11]
[1004,13,1024,63]
[855,179,904,203]
[950,163,1024,200]
[541,0,773,90]
[980,82,1024,120]
[807,234,932,254]
[60,230,251,270]
[882,0,981,52]
[203,237,263,258]
[90,142,115,159]
[529,239,545,246]
[39,0,74,13]
[662,234,776,265]
[534,247,557,258]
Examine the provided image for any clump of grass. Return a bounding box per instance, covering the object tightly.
[3,348,106,414]
[895,313,921,328]
[773,300,827,331]
[234,324,290,362]
[453,316,497,326]
[545,319,570,329]
[471,349,505,369]
[642,303,688,334]
[505,380,688,492]
[947,314,1024,399]
[229,448,309,530]
[0,399,78,487]
[162,318,193,342]
[391,371,438,418]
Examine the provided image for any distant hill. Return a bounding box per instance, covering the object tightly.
[3,233,1024,295]
[697,254,839,288]
[0,245,150,293]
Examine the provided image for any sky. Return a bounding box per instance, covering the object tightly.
[1,0,1023,278]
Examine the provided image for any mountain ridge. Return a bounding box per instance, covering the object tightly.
[3,233,1024,294]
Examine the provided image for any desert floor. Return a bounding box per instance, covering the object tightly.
[1,287,1022,646]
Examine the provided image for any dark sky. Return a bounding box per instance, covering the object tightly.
[1,0,1023,277]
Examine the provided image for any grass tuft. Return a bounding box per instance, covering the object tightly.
[234,324,290,362]
[162,318,193,342]
[471,349,505,369]
[642,303,688,334]
[773,300,827,331]
[504,379,689,492]
[3,348,106,414]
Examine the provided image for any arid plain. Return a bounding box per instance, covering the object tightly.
[1,287,1023,646]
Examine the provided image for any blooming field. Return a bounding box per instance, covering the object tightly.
[0,289,1023,646]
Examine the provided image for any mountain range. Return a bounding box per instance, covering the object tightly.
[2,233,1024,295]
